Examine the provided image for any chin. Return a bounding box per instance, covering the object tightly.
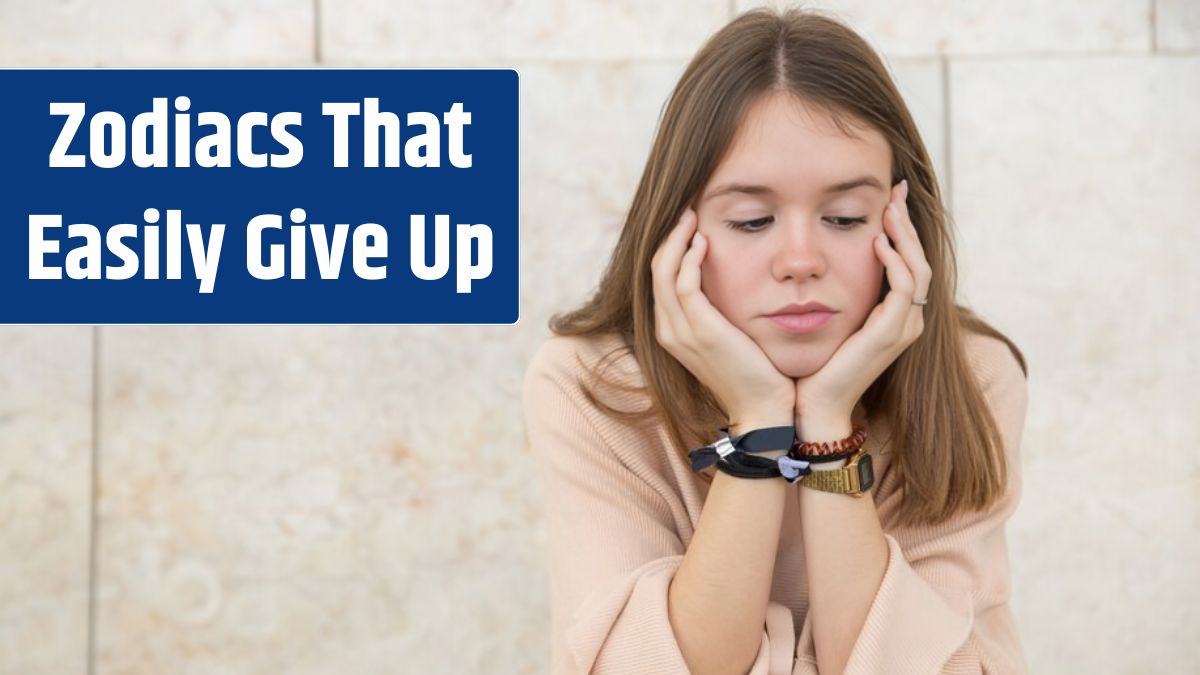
[763,343,836,379]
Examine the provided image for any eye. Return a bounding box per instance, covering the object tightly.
[725,215,869,232]
[825,216,868,230]
[725,216,772,232]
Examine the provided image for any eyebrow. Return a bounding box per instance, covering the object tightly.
[702,175,887,203]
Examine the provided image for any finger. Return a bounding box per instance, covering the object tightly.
[884,180,933,302]
[657,206,700,271]
[880,227,927,339]
[873,232,918,337]
[675,229,705,298]
[674,231,727,338]
[651,208,699,343]
[883,182,918,267]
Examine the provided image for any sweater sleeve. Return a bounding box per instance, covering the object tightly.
[794,337,1030,675]
[523,338,799,675]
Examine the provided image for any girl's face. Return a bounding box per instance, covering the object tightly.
[696,90,893,379]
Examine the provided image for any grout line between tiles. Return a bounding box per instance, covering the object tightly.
[325,50,1200,67]
[941,55,953,215]
[314,0,323,64]
[937,49,1163,61]
[1151,0,1158,52]
[86,326,99,675]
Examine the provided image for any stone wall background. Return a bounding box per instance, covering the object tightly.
[1,1,1197,673]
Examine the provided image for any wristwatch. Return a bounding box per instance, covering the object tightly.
[798,446,875,496]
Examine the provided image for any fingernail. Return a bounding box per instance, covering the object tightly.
[900,179,909,200]
[691,233,700,246]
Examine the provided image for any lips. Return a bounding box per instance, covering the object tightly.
[767,301,834,316]
[767,311,835,333]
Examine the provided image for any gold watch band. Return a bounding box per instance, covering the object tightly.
[799,447,874,496]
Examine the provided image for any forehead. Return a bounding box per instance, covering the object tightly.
[711,91,891,187]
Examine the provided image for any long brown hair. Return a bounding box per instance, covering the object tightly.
[545,7,1027,528]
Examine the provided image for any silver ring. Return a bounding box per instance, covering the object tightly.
[912,298,928,306]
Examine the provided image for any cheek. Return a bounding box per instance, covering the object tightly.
[847,241,887,312]
[698,236,753,319]
[863,245,885,288]
[698,227,739,285]
[699,248,733,302]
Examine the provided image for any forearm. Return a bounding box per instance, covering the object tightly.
[797,416,889,675]
[668,415,791,675]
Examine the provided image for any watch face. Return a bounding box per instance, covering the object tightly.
[858,453,875,490]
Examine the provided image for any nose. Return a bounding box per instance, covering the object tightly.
[772,217,827,281]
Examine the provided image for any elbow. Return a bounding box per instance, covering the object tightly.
[667,578,772,675]
[678,652,761,675]
[668,609,764,675]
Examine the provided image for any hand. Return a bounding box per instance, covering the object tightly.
[793,179,932,427]
[651,207,795,429]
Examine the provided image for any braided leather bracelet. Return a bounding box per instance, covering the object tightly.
[790,424,867,462]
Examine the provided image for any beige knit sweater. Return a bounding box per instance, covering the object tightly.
[522,330,1029,674]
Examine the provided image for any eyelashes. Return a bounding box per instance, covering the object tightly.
[724,215,868,232]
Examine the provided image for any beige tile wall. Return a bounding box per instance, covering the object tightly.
[1,1,1196,673]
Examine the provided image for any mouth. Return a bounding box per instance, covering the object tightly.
[764,311,836,333]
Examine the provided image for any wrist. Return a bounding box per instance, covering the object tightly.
[728,414,794,460]
[794,416,852,443]
[728,414,793,439]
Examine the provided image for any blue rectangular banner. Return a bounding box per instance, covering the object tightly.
[0,69,519,324]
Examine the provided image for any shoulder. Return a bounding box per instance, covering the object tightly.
[523,332,651,431]
[524,332,642,395]
[522,331,662,451]
[961,330,1029,463]
[522,333,674,484]
[962,330,1028,399]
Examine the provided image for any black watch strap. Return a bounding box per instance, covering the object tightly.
[723,425,795,453]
